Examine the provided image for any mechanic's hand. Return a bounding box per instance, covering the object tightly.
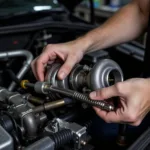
[89,78,150,126]
[31,39,88,81]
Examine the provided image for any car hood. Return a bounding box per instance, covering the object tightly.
[58,0,83,12]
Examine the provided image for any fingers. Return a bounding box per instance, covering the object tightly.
[90,83,123,100]
[31,57,38,80]
[93,101,142,126]
[90,83,128,124]
[90,80,147,126]
[57,54,79,80]
[130,120,142,126]
[93,107,122,123]
[31,51,56,81]
[31,41,84,81]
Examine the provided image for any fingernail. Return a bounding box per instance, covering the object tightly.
[59,71,66,79]
[90,91,96,98]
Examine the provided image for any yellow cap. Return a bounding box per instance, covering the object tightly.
[20,80,29,89]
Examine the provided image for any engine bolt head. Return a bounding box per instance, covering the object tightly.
[81,141,87,145]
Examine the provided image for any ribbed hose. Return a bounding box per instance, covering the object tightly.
[73,92,114,111]
[50,129,73,149]
[84,120,92,130]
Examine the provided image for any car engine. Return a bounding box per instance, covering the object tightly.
[0,49,125,150]
[0,0,147,149]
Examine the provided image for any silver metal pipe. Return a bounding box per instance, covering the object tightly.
[22,113,38,138]
[24,137,55,150]
[0,50,33,91]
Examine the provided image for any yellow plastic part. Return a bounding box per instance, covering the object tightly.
[20,80,29,89]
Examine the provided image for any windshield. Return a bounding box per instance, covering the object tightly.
[0,0,62,16]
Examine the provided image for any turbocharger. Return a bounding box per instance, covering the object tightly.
[45,59,124,93]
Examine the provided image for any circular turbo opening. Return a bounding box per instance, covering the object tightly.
[107,69,122,86]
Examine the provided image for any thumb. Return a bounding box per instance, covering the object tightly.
[57,54,80,80]
[89,85,121,100]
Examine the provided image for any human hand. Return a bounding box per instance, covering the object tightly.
[31,38,89,81]
[89,78,150,126]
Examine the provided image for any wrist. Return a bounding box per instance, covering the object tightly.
[74,34,93,54]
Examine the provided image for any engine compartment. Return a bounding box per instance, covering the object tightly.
[0,54,125,150]
[0,18,147,150]
[0,46,147,150]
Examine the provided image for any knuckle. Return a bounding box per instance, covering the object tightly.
[115,82,123,94]
[31,59,37,68]
[63,64,72,71]
[104,118,111,123]
[93,90,100,98]
[98,90,105,98]
[46,44,53,49]
[126,113,137,122]
[132,121,141,127]
[43,44,54,52]
[36,59,41,65]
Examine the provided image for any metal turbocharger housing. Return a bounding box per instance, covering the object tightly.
[45,59,124,93]
[87,59,123,90]
[45,63,69,89]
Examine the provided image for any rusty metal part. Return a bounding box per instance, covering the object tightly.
[117,124,127,146]
[25,94,45,105]
[33,98,72,113]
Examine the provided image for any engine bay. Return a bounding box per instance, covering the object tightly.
[0,43,147,150]
[0,53,125,150]
[0,10,147,150]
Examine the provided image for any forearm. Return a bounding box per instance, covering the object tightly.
[78,1,148,53]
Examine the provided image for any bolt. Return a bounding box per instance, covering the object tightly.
[46,96,50,100]
[82,87,91,93]
[83,65,92,71]
[109,79,114,82]
[81,141,87,145]
[82,103,88,109]
[17,146,22,150]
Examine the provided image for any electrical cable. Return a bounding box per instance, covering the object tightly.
[89,0,95,24]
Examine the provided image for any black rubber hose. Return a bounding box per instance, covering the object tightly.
[0,113,21,146]
[50,129,73,149]
[1,112,20,137]
[117,124,127,146]
[84,120,92,130]
[0,114,14,133]
[89,0,95,24]
[119,124,127,136]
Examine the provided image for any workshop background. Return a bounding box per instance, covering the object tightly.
[75,0,146,48]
